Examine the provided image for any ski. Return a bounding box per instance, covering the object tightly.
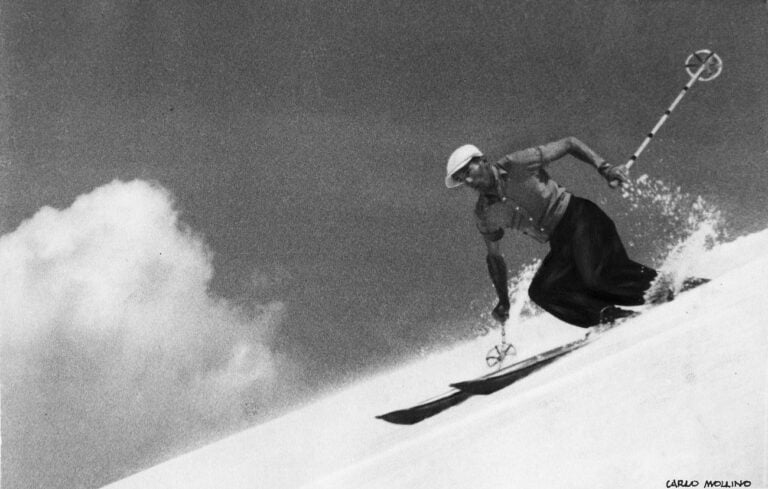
[375,389,472,425]
[375,335,592,425]
[376,276,711,424]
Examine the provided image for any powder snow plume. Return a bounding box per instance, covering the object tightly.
[620,174,727,295]
[0,180,286,489]
[621,174,727,261]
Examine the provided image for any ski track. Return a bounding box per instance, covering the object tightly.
[103,230,768,489]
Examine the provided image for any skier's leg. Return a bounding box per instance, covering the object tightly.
[529,227,613,327]
[568,199,656,305]
[529,280,610,327]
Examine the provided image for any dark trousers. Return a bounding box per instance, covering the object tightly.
[528,197,657,327]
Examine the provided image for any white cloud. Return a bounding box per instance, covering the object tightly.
[0,180,284,488]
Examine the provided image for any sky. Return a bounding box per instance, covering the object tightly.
[1,1,767,488]
[105,227,768,489]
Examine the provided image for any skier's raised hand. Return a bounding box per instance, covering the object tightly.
[598,162,630,188]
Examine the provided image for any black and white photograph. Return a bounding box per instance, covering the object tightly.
[1,1,766,488]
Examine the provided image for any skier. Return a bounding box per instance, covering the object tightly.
[446,138,657,327]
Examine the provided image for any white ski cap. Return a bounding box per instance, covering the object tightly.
[445,144,483,188]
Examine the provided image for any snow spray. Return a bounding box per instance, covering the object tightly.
[621,174,727,297]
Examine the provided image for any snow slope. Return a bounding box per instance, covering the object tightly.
[104,230,768,489]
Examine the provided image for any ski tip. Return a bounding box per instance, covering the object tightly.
[680,276,710,292]
[376,390,473,424]
[375,410,432,425]
[375,412,411,425]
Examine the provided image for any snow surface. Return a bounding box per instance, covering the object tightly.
[104,230,768,489]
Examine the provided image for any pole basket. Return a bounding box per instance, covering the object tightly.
[685,50,723,82]
[486,342,517,368]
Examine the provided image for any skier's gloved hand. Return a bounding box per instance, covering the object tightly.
[492,301,510,323]
[598,162,630,188]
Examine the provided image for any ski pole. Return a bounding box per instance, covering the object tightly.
[626,50,723,170]
[486,320,516,369]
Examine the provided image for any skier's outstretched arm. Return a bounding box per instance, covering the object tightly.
[503,137,603,168]
[502,137,629,187]
[484,236,510,323]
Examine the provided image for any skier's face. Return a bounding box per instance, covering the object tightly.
[458,157,494,191]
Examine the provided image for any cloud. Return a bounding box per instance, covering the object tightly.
[0,180,284,489]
